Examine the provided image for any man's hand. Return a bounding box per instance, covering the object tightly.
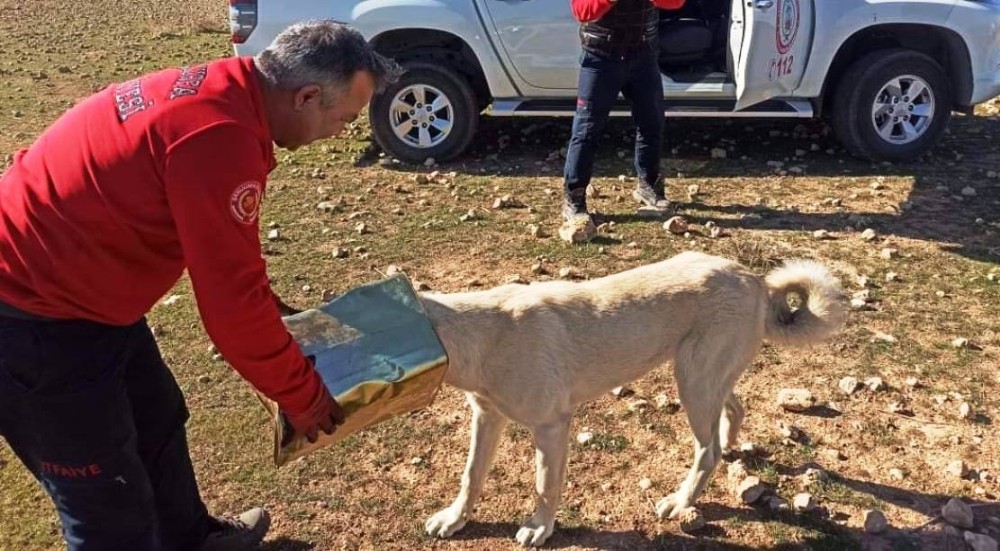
[284,388,346,445]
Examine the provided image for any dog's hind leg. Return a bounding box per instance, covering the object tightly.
[718,392,744,451]
[656,339,734,520]
[426,394,508,539]
[515,415,572,547]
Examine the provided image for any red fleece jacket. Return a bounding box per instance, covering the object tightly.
[572,0,686,23]
[0,57,325,418]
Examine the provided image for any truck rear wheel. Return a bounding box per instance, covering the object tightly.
[369,61,479,164]
[832,49,951,162]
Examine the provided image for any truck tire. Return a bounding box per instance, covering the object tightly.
[369,61,479,164]
[832,49,951,162]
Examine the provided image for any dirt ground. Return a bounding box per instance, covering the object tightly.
[0,1,998,550]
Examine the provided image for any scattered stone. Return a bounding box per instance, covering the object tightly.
[410,456,424,466]
[711,148,727,159]
[586,184,600,198]
[864,510,889,534]
[459,209,477,222]
[354,222,368,234]
[778,422,804,442]
[766,496,789,511]
[942,497,974,528]
[663,216,689,235]
[610,386,632,397]
[686,184,700,199]
[861,228,878,241]
[962,186,978,197]
[947,460,969,479]
[576,432,594,445]
[316,201,341,213]
[559,216,596,243]
[813,229,831,240]
[739,442,767,457]
[865,377,887,392]
[492,195,523,209]
[872,332,897,344]
[960,402,974,420]
[708,226,725,239]
[887,401,913,416]
[952,337,974,349]
[528,224,547,238]
[880,248,898,260]
[802,467,829,485]
[839,376,862,395]
[727,460,749,485]
[628,399,650,413]
[267,229,280,240]
[424,157,436,167]
[737,476,767,504]
[530,263,544,275]
[777,388,815,412]
[558,267,581,280]
[638,478,653,491]
[886,272,900,282]
[965,532,998,551]
[889,468,906,481]
[161,294,182,306]
[677,507,706,533]
[792,493,818,513]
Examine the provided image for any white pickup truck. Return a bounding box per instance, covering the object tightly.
[230,0,1000,164]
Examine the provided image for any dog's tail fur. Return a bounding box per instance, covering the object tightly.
[763,260,848,347]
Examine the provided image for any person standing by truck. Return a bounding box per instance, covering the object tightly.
[560,0,684,242]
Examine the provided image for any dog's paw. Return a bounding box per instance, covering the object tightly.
[655,493,691,520]
[515,516,554,547]
[425,506,467,539]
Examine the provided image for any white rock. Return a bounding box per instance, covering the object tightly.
[863,510,889,534]
[677,507,706,533]
[161,294,182,306]
[839,376,862,395]
[331,247,348,259]
[947,460,969,479]
[861,228,878,241]
[638,478,653,491]
[777,388,815,412]
[813,229,831,240]
[962,186,978,197]
[766,496,789,511]
[802,467,829,485]
[851,297,869,310]
[354,222,368,234]
[886,272,900,282]
[424,157,436,167]
[610,386,630,397]
[663,216,689,235]
[558,267,580,279]
[865,377,887,392]
[889,468,906,481]
[873,332,897,344]
[942,497,974,528]
[576,432,594,445]
[628,399,650,413]
[267,229,281,240]
[687,184,700,198]
[528,224,546,238]
[778,423,804,442]
[880,248,898,260]
[960,402,974,419]
[792,493,818,513]
[952,337,971,349]
[965,532,999,551]
[905,377,920,388]
[737,476,767,504]
[410,456,424,465]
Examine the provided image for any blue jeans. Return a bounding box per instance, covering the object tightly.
[563,49,665,204]
[0,315,210,550]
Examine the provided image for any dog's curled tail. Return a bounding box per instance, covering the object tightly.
[764,260,848,347]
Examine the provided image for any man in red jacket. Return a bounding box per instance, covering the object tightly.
[0,21,398,550]
[561,0,684,241]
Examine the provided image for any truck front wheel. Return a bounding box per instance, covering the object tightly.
[369,61,479,164]
[832,49,952,162]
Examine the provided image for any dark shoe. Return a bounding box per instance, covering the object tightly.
[632,180,670,210]
[201,508,270,551]
[562,187,589,222]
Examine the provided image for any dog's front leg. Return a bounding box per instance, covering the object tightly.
[516,417,571,547]
[426,395,508,539]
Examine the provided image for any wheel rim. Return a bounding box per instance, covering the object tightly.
[388,84,454,149]
[871,74,935,145]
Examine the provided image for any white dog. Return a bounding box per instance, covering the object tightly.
[417,251,847,546]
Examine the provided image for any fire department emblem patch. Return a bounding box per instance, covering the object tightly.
[776,0,800,55]
[230,181,262,225]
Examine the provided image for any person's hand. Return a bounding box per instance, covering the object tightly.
[284,389,346,444]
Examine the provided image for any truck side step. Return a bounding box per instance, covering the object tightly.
[489,98,813,118]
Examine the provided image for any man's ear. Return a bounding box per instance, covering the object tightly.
[293,84,323,110]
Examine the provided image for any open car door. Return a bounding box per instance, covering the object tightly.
[730,0,813,111]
